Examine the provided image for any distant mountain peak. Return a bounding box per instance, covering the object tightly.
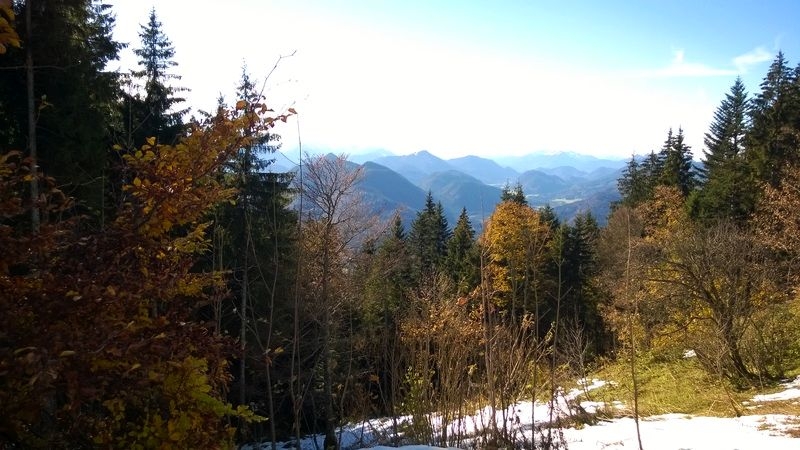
[407,150,444,162]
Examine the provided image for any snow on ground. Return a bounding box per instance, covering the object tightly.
[751,375,800,402]
[248,378,800,450]
[562,414,798,450]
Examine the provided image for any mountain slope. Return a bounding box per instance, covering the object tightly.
[418,170,503,225]
[518,169,571,199]
[373,150,454,184]
[358,162,428,222]
[496,152,626,172]
[446,155,519,185]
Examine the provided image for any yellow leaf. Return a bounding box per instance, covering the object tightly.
[133,177,141,187]
[59,350,76,357]
[146,136,156,146]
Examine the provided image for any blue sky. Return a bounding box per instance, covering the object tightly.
[106,1,799,160]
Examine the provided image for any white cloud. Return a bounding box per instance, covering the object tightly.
[732,47,773,73]
[637,49,737,78]
[105,2,724,160]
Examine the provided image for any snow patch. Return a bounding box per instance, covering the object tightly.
[752,376,800,402]
[246,377,800,450]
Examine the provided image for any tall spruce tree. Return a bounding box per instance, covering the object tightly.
[747,52,799,186]
[213,67,295,438]
[0,0,122,218]
[501,182,527,204]
[617,156,644,206]
[694,78,755,223]
[561,212,603,345]
[361,213,411,421]
[408,191,451,278]
[444,207,479,295]
[538,204,560,229]
[658,127,696,196]
[702,78,750,175]
[126,7,186,147]
[617,150,664,207]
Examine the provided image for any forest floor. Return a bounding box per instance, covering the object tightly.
[247,357,800,449]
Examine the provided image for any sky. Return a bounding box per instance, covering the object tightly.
[105,1,800,161]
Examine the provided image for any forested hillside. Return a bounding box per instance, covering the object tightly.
[2,2,800,449]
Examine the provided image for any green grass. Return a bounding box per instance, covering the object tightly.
[572,353,800,422]
[577,355,748,418]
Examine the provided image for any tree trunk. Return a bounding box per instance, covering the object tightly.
[240,245,248,406]
[321,240,338,450]
[25,0,39,232]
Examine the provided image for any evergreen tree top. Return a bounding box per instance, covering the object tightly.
[702,77,749,178]
[134,8,177,83]
[500,182,527,205]
[752,51,793,114]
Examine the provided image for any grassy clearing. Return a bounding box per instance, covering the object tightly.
[577,355,748,417]
[571,354,800,423]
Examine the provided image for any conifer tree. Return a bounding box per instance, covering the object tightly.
[220,67,294,429]
[658,127,696,196]
[641,150,663,190]
[361,213,411,423]
[694,78,755,223]
[126,7,186,147]
[617,150,664,207]
[0,0,122,217]
[747,52,799,186]
[538,204,560,229]
[559,212,604,350]
[702,78,750,175]
[500,182,527,204]
[408,191,451,277]
[444,207,479,295]
[617,156,644,206]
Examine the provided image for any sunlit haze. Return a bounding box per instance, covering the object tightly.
[106,0,800,161]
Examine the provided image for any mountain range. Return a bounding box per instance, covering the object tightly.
[274,149,626,229]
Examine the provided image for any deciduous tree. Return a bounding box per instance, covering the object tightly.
[296,153,372,450]
[0,102,292,447]
[482,197,550,322]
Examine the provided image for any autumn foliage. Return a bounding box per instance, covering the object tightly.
[0,104,291,447]
[0,2,19,55]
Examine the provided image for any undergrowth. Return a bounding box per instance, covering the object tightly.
[573,352,800,422]
[581,354,748,417]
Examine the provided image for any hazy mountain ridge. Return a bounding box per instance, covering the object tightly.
[418,170,504,224]
[445,155,520,185]
[358,162,428,224]
[372,150,455,184]
[278,149,626,226]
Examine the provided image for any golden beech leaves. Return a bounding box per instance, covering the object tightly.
[755,163,800,257]
[481,200,549,308]
[635,185,689,241]
[0,4,20,55]
[0,104,292,447]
